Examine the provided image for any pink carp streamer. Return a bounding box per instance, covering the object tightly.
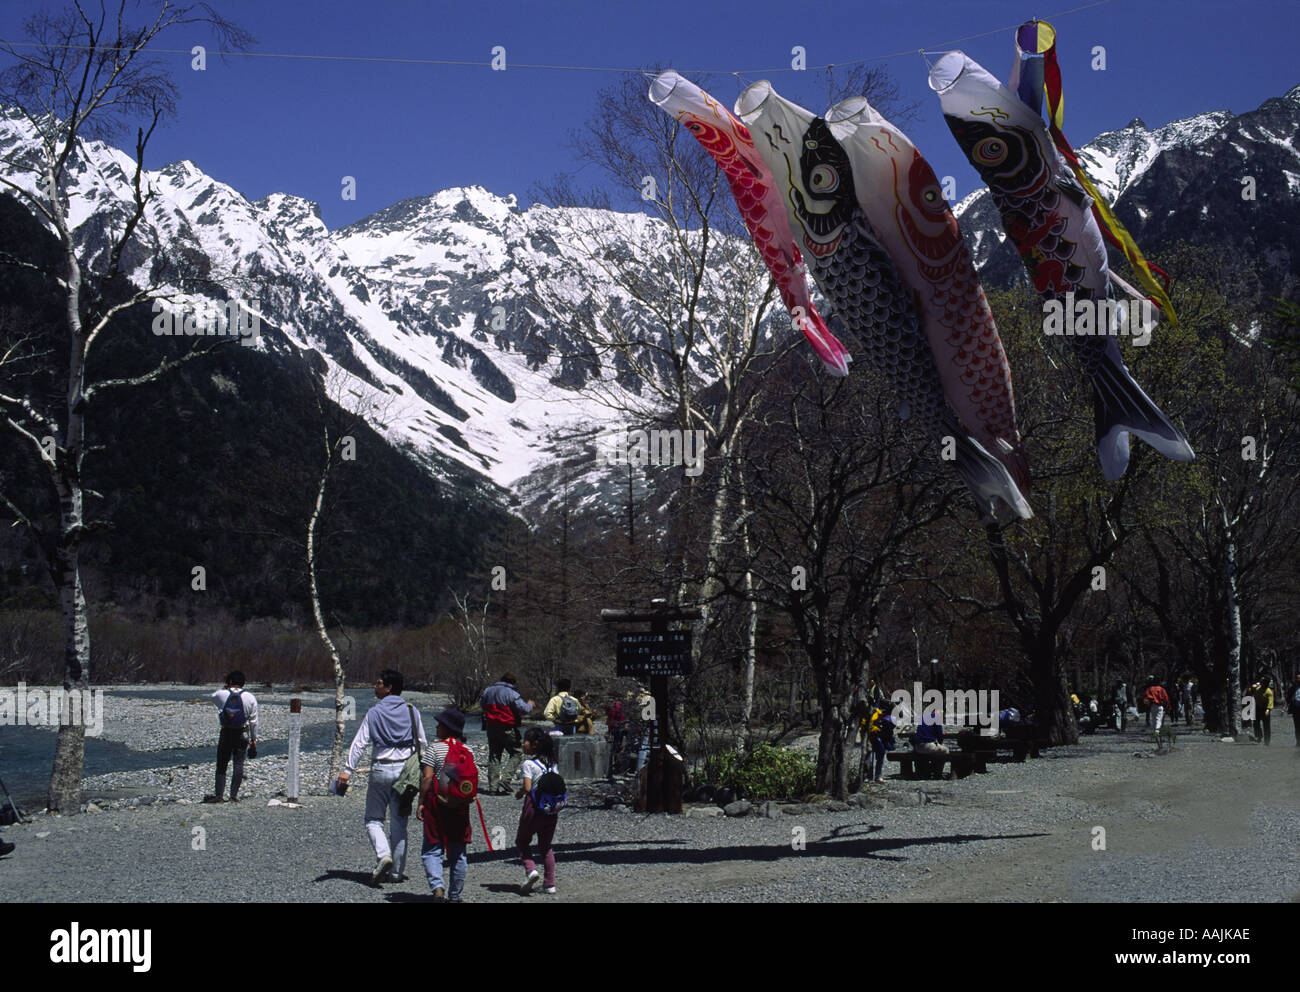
[829,97,1030,493]
[649,71,852,376]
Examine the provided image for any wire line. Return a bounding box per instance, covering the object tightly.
[0,0,1114,76]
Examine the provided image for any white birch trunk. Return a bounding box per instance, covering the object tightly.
[307,452,347,782]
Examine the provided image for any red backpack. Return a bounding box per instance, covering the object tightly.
[436,739,479,808]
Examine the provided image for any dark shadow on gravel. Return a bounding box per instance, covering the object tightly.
[385,892,436,902]
[536,831,1050,866]
[821,824,885,840]
[479,882,533,896]
[467,838,692,866]
[312,869,381,887]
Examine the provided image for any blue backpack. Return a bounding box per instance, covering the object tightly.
[530,762,566,816]
[220,689,246,728]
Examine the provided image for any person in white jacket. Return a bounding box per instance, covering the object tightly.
[336,670,426,885]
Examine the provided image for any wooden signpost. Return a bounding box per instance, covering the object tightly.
[601,602,702,814]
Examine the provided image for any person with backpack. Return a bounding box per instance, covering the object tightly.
[207,671,258,804]
[335,670,427,886]
[544,678,580,735]
[480,673,534,795]
[416,707,478,902]
[516,727,565,895]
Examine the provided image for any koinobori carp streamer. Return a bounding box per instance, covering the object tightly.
[930,30,1194,480]
[736,80,1031,520]
[827,94,1030,496]
[648,70,852,376]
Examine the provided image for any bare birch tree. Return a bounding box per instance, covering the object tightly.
[0,1,250,813]
[307,368,394,782]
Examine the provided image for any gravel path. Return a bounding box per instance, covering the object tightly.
[2,688,1297,902]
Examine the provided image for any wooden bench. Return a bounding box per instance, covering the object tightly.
[887,749,984,780]
[957,731,1045,762]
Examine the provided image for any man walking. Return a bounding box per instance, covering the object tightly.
[1141,680,1170,733]
[207,671,258,803]
[417,708,477,902]
[480,673,533,795]
[336,670,427,885]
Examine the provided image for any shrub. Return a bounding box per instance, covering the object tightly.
[704,743,816,801]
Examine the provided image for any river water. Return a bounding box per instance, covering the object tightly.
[0,688,489,809]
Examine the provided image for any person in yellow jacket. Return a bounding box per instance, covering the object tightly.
[1248,678,1274,745]
[543,678,579,735]
[866,707,896,782]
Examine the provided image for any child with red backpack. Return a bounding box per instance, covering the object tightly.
[417,708,479,902]
[516,727,566,895]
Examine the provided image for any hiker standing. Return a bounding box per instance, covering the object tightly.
[867,706,895,782]
[417,708,478,902]
[544,678,579,735]
[1182,679,1196,726]
[1248,678,1273,745]
[1112,681,1127,731]
[336,670,427,885]
[516,727,564,895]
[208,671,258,803]
[480,673,533,795]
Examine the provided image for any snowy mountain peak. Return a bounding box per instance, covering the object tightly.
[157,159,206,182]
[256,192,328,246]
[1057,108,1233,204]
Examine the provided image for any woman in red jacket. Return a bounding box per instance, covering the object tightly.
[1141,682,1170,732]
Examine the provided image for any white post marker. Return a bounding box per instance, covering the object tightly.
[287,698,303,802]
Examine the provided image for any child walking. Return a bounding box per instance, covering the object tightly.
[516,727,564,895]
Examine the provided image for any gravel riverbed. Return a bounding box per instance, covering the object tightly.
[1,686,1296,902]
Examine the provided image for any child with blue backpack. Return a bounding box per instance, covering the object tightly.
[515,727,565,895]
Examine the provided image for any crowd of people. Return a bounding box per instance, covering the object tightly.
[8,663,1294,877]
[326,669,586,899]
[303,669,647,900]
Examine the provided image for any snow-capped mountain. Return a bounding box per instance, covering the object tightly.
[3,82,1296,523]
[954,84,1300,297]
[0,106,749,511]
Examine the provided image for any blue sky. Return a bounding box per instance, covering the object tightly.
[1,0,1295,229]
